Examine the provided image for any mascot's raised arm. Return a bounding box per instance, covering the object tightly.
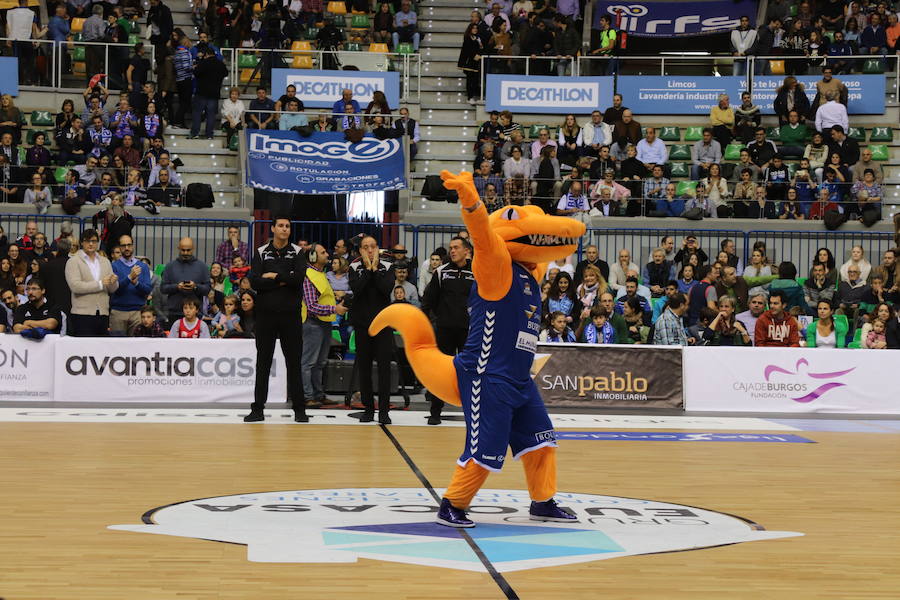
[370,170,586,528]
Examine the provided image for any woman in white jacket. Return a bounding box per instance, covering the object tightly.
[502,145,529,179]
[700,163,730,217]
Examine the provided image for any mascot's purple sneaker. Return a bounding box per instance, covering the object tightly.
[437,498,475,528]
[529,498,578,522]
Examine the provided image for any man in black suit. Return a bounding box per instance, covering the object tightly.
[828,125,860,167]
[392,107,420,159]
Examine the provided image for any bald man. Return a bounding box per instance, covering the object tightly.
[161,237,211,321]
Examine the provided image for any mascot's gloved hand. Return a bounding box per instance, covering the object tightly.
[440,170,480,210]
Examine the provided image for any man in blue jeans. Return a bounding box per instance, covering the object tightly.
[301,243,348,406]
[110,233,153,335]
[189,45,229,139]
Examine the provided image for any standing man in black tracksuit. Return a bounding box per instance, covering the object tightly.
[420,236,474,425]
[348,234,395,424]
[243,216,308,423]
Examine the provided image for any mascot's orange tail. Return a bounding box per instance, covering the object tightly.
[369,304,462,407]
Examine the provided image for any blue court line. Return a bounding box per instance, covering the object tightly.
[767,419,900,434]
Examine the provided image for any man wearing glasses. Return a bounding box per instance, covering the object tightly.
[110,234,153,336]
[64,229,119,336]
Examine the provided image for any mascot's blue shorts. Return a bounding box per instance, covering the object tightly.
[456,372,557,472]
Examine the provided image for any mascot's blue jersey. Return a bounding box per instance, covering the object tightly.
[455,262,541,383]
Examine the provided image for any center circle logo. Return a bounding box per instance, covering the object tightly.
[270,163,289,172]
[109,488,801,572]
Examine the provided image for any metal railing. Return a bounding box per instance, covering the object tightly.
[0,214,892,279]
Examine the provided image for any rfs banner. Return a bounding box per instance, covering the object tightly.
[594,0,756,37]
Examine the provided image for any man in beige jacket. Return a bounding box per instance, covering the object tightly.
[65,228,119,336]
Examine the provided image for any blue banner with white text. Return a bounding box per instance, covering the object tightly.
[616,76,885,115]
[593,0,756,37]
[245,130,406,194]
[271,69,399,109]
[0,57,19,96]
[486,74,614,114]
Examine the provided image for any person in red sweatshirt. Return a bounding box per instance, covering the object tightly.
[754,289,801,347]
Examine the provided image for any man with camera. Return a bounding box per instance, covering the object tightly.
[348,235,395,424]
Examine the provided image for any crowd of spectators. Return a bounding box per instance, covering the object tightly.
[461,80,889,226]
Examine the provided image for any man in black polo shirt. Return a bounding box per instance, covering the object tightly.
[243,216,308,423]
[13,278,62,335]
[420,236,474,425]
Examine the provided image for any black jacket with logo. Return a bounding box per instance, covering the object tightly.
[421,260,475,330]
[347,256,394,328]
[250,241,306,313]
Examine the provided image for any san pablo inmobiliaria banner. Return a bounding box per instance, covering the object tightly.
[52,337,287,403]
[532,343,683,408]
[246,130,406,195]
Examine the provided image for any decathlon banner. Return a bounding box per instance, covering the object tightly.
[616,76,744,115]
[684,346,900,414]
[533,343,683,409]
[271,69,399,109]
[53,337,287,403]
[246,130,406,194]
[486,75,613,114]
[593,0,754,37]
[0,335,55,400]
[750,75,885,115]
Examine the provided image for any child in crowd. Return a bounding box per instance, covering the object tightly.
[539,311,576,343]
[229,255,250,285]
[578,305,615,344]
[864,319,887,349]
[132,306,166,337]
[211,294,242,337]
[169,297,211,338]
[392,285,409,303]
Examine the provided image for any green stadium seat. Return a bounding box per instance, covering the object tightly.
[796,277,807,287]
[683,126,703,141]
[723,143,744,160]
[54,166,69,184]
[862,58,884,74]
[395,42,414,55]
[238,53,259,68]
[31,110,53,126]
[788,4,798,16]
[847,327,863,349]
[228,134,239,151]
[847,126,864,140]
[344,42,361,51]
[668,144,690,160]
[26,130,49,145]
[676,180,697,197]
[306,26,320,40]
[668,162,689,177]
[127,33,140,45]
[868,145,889,160]
[528,124,549,138]
[333,15,347,28]
[17,146,24,164]
[869,126,892,141]
[766,126,781,141]
[73,33,83,42]
[350,14,370,28]
[72,46,86,61]
[640,126,647,138]
[154,264,165,278]
[659,126,680,141]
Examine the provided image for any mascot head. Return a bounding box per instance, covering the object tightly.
[489,204,586,266]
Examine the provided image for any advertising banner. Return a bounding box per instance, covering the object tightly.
[684,346,900,414]
[53,337,287,403]
[533,343,683,409]
[246,130,406,194]
[750,75,885,115]
[486,75,613,114]
[0,335,55,400]
[617,75,885,115]
[0,57,18,96]
[271,69,399,109]
[593,0,755,37]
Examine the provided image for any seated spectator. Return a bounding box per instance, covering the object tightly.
[807,299,847,348]
[364,91,393,126]
[716,264,777,314]
[279,99,309,131]
[865,317,888,349]
[531,145,559,212]
[828,125,860,168]
[827,30,854,74]
[682,183,715,218]
[607,248,637,292]
[768,261,805,314]
[556,180,590,217]
[703,296,751,346]
[733,92,761,143]
[774,77,810,126]
[736,292,767,344]
[615,275,651,320]
[228,255,250,286]
[779,110,808,157]
[556,114,582,168]
[654,183,684,218]
[0,94,25,145]
[477,111,502,149]
[221,87,245,146]
[392,0,420,50]
[754,289,800,346]
[88,116,113,157]
[54,99,77,145]
[642,248,676,298]
[575,305,615,343]
[133,305,167,337]
[393,107,419,158]
[636,127,667,173]
[109,98,139,149]
[731,149,761,183]
[610,110,641,161]
[530,127,557,160]
[590,168,628,204]
[23,173,53,215]
[339,104,363,132]
[114,134,141,169]
[778,187,806,220]
[58,116,91,165]
[850,169,882,223]
[169,296,211,338]
[246,86,276,130]
[501,129,530,159]
[12,278,62,335]
[373,2,394,45]
[473,160,504,198]
[539,310,576,342]
[804,132,829,179]
[851,148,884,183]
[803,262,836,314]
[859,13,888,57]
[888,13,900,53]
[809,186,839,220]
[88,172,119,205]
[475,142,503,174]
[26,132,52,172]
[542,271,581,325]
[642,164,668,202]
[650,292,688,345]
[763,154,790,201]
[147,169,181,207]
[839,245,872,283]
[502,144,529,179]
[709,94,734,149]
[748,127,778,169]
[678,264,698,295]
[581,110,611,158]
[690,128,722,181]
[147,152,182,187]
[92,193,135,250]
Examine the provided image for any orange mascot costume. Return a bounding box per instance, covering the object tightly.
[370,170,586,527]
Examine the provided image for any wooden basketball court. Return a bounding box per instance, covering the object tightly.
[1,410,898,599]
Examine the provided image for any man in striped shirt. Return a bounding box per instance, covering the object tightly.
[173,35,194,128]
